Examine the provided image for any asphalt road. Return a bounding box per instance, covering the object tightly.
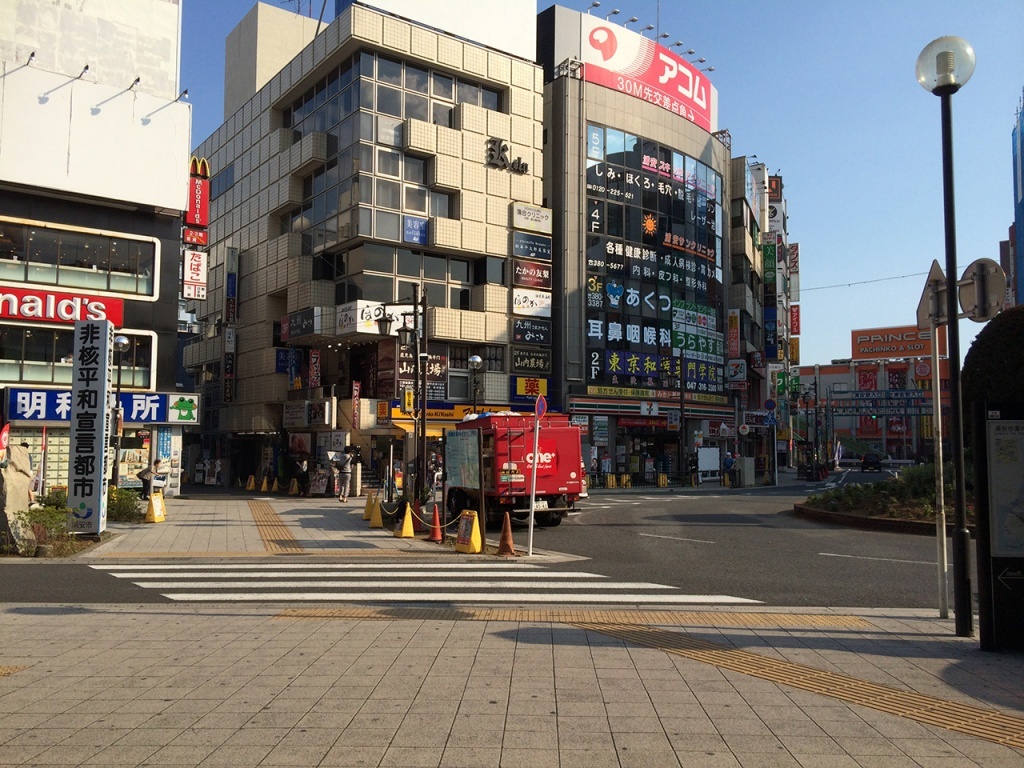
[0,470,965,610]
[521,480,962,609]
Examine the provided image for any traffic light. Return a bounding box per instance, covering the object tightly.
[402,387,414,414]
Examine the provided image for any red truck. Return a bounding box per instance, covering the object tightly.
[445,413,584,528]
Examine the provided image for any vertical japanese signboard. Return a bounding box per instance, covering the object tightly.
[67,320,113,534]
[182,250,208,300]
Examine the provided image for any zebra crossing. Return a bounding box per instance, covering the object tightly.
[89,562,760,605]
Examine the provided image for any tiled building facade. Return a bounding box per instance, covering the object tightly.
[185,2,544,481]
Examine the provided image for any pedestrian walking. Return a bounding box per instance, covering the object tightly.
[138,458,163,500]
[723,452,736,487]
[337,448,353,503]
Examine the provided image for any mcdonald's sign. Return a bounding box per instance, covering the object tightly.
[188,156,211,179]
[185,156,211,228]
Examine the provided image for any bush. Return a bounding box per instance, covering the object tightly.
[18,505,76,556]
[805,464,973,523]
[108,487,145,523]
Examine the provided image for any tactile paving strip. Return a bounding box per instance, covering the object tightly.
[249,500,303,554]
[574,622,1024,750]
[277,606,870,628]
[0,667,25,677]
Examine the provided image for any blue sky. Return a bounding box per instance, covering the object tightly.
[182,0,1024,366]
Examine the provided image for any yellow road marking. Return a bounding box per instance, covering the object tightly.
[275,607,1024,748]
[276,606,869,628]
[249,500,303,554]
[0,666,25,677]
[573,622,1024,750]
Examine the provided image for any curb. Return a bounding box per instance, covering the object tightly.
[792,504,976,536]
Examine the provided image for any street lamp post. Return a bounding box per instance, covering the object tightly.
[468,355,483,413]
[917,36,975,637]
[376,292,428,505]
[110,335,130,487]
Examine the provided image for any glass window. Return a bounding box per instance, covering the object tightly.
[376,211,401,241]
[405,93,429,122]
[0,224,25,260]
[450,286,470,310]
[423,254,446,281]
[475,257,505,285]
[449,372,469,399]
[23,328,55,363]
[358,273,393,302]
[605,128,625,162]
[377,116,403,147]
[358,112,374,141]
[356,143,373,173]
[429,191,450,219]
[404,157,426,184]
[359,79,374,110]
[361,243,394,272]
[377,85,402,117]
[449,259,470,284]
[456,80,480,106]
[431,103,452,127]
[406,63,428,93]
[424,282,446,307]
[341,83,357,118]
[377,56,402,85]
[404,186,427,213]
[357,175,372,204]
[377,148,401,177]
[397,249,420,277]
[481,86,501,112]
[375,179,401,210]
[432,72,454,100]
[393,281,415,304]
[358,51,375,79]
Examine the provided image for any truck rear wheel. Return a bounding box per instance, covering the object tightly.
[534,510,562,526]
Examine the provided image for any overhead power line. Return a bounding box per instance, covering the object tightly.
[801,271,928,293]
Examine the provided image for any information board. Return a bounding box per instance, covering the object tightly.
[445,430,480,489]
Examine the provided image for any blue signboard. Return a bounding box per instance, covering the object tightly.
[275,349,290,373]
[157,426,172,460]
[6,388,200,425]
[226,272,237,299]
[403,215,429,245]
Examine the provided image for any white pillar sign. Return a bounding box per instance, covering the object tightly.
[67,320,114,534]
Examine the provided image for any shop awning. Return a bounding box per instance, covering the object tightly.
[391,421,449,438]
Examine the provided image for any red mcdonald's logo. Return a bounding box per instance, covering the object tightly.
[188,156,211,179]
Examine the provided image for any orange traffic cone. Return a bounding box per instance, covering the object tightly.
[497,511,516,557]
[427,503,443,543]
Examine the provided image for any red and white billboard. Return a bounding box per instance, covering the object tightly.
[185,176,209,227]
[0,287,123,326]
[580,16,715,132]
[790,305,800,336]
[182,249,208,300]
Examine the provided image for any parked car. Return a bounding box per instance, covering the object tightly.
[861,453,883,472]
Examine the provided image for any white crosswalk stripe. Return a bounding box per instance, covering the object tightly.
[89,563,759,605]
